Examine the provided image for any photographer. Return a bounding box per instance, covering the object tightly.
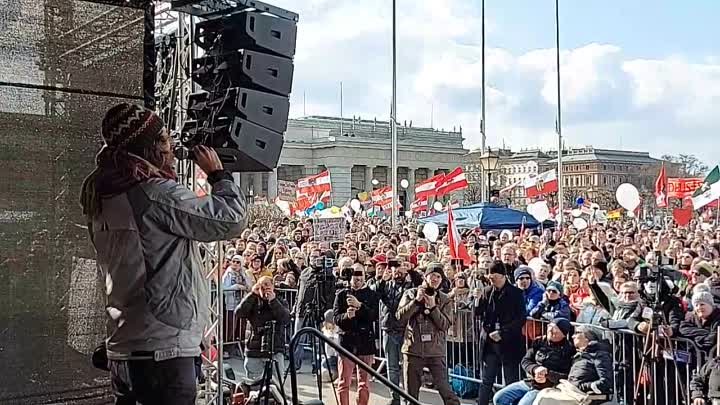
[235,276,290,387]
[293,248,337,371]
[372,258,420,405]
[333,268,378,405]
[397,265,460,405]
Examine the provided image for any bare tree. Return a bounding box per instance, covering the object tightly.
[661,154,709,177]
[464,183,483,205]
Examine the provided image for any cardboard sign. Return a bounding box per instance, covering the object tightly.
[668,178,703,199]
[277,180,297,201]
[312,217,346,242]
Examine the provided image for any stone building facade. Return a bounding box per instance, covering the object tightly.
[237,116,468,206]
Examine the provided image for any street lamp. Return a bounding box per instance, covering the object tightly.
[477,147,499,202]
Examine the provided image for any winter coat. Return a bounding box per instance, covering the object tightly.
[373,278,417,334]
[397,288,453,358]
[523,282,546,314]
[680,308,720,355]
[474,282,527,363]
[234,293,291,357]
[530,297,572,322]
[521,336,576,389]
[691,356,720,400]
[567,341,614,395]
[333,286,379,356]
[90,174,247,360]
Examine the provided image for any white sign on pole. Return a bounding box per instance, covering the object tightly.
[277,180,297,201]
[312,217,346,242]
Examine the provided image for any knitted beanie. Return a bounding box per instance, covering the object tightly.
[101,103,165,149]
[692,291,714,308]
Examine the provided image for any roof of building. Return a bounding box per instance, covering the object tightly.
[545,148,661,165]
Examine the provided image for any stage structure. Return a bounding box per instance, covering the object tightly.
[155,1,299,403]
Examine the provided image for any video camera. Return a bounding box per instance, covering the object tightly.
[259,320,278,356]
[634,262,679,316]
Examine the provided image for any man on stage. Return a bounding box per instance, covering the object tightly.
[80,103,248,404]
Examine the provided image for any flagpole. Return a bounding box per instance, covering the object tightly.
[480,0,486,151]
[340,82,344,135]
[390,0,399,227]
[554,0,564,225]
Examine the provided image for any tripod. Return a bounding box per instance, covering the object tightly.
[633,312,687,405]
[284,266,338,403]
[246,322,288,405]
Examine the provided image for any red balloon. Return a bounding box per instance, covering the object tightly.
[672,208,693,226]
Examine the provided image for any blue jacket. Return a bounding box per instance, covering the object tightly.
[523,282,545,314]
[530,297,572,322]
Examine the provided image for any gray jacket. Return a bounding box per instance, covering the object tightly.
[90,176,247,361]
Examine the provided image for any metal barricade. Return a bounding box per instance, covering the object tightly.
[232,287,708,405]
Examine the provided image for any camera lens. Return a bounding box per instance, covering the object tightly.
[425,287,436,296]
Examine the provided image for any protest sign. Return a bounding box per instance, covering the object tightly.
[277,180,297,201]
[312,217,346,242]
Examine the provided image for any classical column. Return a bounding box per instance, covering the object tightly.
[365,165,374,192]
[327,165,352,205]
[406,168,416,203]
[252,172,263,197]
[268,168,278,200]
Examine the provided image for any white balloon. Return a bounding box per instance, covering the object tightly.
[423,222,440,242]
[528,258,546,273]
[400,179,409,189]
[701,222,712,231]
[433,201,444,211]
[526,203,537,216]
[616,183,641,211]
[573,217,588,230]
[405,211,413,218]
[350,199,362,212]
[530,201,551,222]
[571,209,582,218]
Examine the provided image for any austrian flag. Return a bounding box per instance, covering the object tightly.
[297,170,331,195]
[447,205,472,266]
[436,167,469,197]
[524,169,558,199]
[415,174,445,199]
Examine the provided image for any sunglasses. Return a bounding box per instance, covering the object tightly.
[232,260,242,264]
[547,289,560,294]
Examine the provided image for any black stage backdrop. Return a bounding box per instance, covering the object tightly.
[0,1,148,403]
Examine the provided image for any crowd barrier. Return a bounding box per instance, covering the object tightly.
[228,288,705,405]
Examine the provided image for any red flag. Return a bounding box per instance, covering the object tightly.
[447,205,472,266]
[297,170,332,195]
[655,163,668,207]
[436,167,469,197]
[524,169,558,198]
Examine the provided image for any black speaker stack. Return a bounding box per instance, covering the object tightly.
[173,1,298,172]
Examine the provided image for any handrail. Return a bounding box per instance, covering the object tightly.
[288,327,422,405]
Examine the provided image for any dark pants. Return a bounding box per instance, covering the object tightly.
[404,354,460,405]
[110,357,197,405]
[477,345,521,405]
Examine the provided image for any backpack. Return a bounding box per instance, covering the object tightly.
[450,364,479,398]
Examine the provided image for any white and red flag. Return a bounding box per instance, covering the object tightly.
[297,170,332,195]
[436,167,469,197]
[409,197,429,214]
[415,174,445,199]
[655,163,668,208]
[447,205,472,266]
[524,169,558,198]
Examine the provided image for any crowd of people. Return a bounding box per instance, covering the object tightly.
[224,210,720,405]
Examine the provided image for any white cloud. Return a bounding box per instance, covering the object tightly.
[275,0,720,165]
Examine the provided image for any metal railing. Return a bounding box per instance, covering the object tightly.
[228,288,707,405]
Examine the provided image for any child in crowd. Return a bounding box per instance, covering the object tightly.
[321,309,339,382]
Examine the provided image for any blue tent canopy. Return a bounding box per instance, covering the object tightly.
[418,203,553,230]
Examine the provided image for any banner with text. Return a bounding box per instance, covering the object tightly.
[668,178,703,199]
[312,217,346,242]
[277,180,297,201]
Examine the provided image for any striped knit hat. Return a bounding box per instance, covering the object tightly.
[101,103,165,149]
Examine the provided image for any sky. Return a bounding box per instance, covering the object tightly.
[271,0,720,166]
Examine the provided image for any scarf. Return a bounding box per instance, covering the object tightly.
[80,146,176,218]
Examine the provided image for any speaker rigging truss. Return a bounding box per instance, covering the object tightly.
[171,0,299,22]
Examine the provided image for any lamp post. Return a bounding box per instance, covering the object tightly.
[477,147,499,202]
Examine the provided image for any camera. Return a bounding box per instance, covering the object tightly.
[425,287,436,296]
[388,259,400,268]
[635,264,678,314]
[340,267,353,281]
[259,320,277,355]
